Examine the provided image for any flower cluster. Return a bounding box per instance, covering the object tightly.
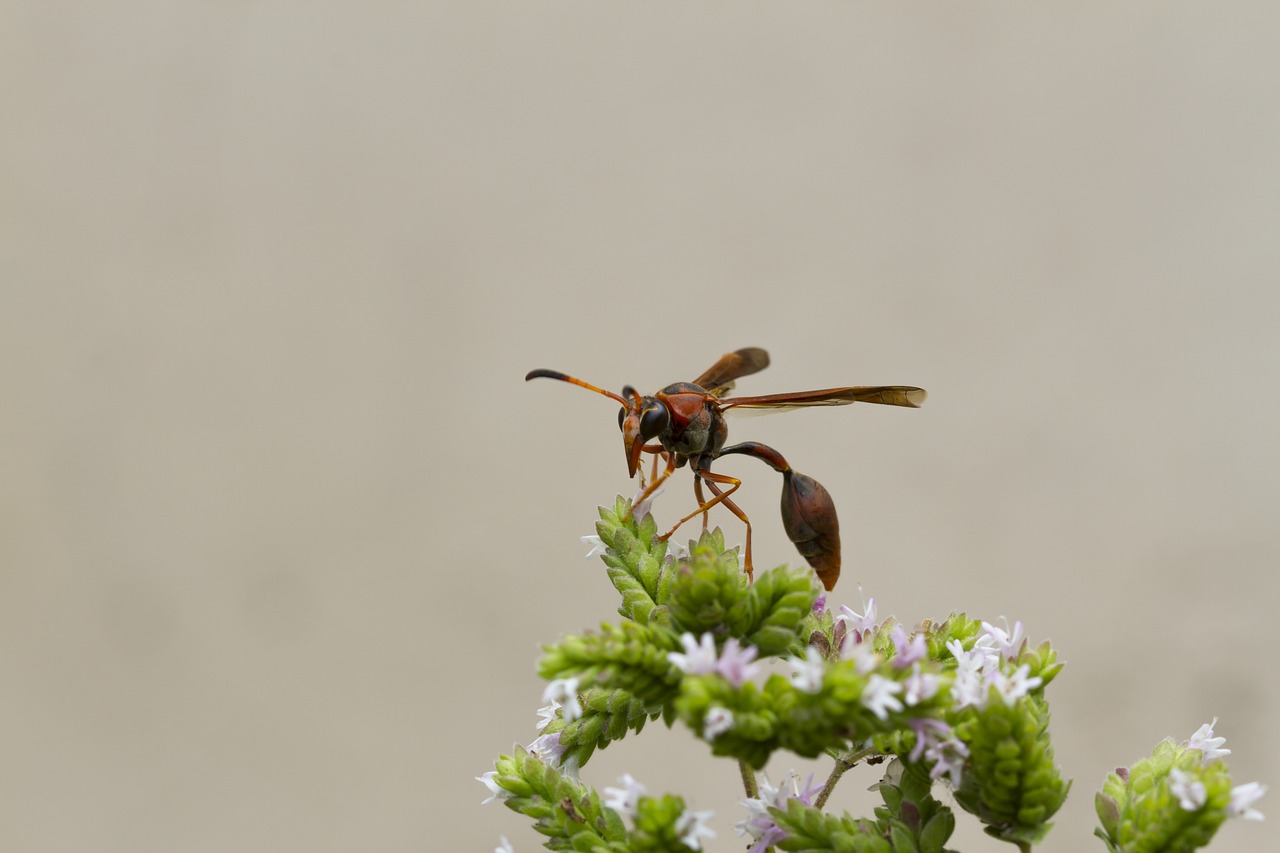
[736,771,824,853]
[478,494,1264,853]
[1095,719,1266,853]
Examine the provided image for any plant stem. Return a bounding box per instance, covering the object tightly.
[738,759,758,799]
[814,746,877,810]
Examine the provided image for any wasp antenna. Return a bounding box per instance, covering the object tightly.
[526,369,628,406]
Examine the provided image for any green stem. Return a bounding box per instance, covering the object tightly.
[813,746,878,810]
[739,759,759,799]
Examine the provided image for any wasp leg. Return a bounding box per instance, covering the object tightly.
[694,477,710,531]
[631,447,676,514]
[657,463,752,580]
[697,471,755,581]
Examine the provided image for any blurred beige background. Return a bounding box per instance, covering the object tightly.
[3,2,1277,851]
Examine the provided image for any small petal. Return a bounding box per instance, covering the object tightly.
[980,618,1026,662]
[1187,717,1231,763]
[703,707,735,740]
[861,674,904,720]
[495,837,514,853]
[835,596,877,637]
[788,647,825,693]
[476,771,511,805]
[990,664,1042,707]
[542,678,583,722]
[902,663,941,706]
[716,638,761,686]
[890,624,927,670]
[675,808,716,850]
[925,737,970,788]
[669,632,719,676]
[527,731,569,767]
[1169,768,1207,811]
[632,486,664,521]
[602,773,647,819]
[1229,781,1267,821]
[581,535,608,559]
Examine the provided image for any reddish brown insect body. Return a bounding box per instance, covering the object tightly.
[525,348,925,591]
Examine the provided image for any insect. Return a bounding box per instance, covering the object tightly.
[525,348,925,590]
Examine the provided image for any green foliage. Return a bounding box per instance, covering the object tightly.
[488,749,708,853]
[771,798,892,852]
[1094,739,1233,853]
[675,658,950,770]
[628,794,705,853]
[485,494,1262,853]
[665,529,816,656]
[489,749,630,852]
[768,762,959,853]
[537,500,820,768]
[873,762,960,853]
[593,497,674,626]
[952,694,1069,846]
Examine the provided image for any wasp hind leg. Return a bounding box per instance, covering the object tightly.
[657,462,753,581]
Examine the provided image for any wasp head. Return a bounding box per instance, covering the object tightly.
[618,385,670,476]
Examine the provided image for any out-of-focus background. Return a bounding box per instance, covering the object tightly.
[3,3,1277,851]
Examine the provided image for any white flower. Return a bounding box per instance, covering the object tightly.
[716,638,762,686]
[1169,768,1207,811]
[861,674,905,720]
[925,736,970,788]
[581,534,608,559]
[788,647,825,693]
[675,808,716,850]
[735,771,819,849]
[668,632,719,675]
[1229,781,1266,821]
[950,662,988,709]
[840,635,880,674]
[980,618,1026,662]
[603,773,647,819]
[535,700,560,732]
[890,624,927,670]
[703,706,735,740]
[476,770,511,805]
[947,638,990,675]
[495,836,514,853]
[632,485,664,521]
[1187,718,1231,763]
[902,663,940,706]
[528,731,571,771]
[542,678,582,722]
[836,595,878,635]
[989,664,1042,707]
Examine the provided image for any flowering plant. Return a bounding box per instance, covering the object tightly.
[479,496,1264,852]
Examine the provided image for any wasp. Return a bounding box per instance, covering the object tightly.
[526,348,925,590]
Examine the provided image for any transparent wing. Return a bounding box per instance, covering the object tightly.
[721,386,927,411]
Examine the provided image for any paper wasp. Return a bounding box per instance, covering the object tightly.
[525,348,925,590]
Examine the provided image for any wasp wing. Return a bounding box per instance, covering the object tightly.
[721,386,927,411]
[692,347,770,396]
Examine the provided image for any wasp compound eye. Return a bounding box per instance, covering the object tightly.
[617,407,626,431]
[639,402,670,439]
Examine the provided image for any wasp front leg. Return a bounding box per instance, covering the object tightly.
[630,445,675,518]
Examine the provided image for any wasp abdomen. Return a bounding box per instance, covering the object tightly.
[781,470,841,591]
